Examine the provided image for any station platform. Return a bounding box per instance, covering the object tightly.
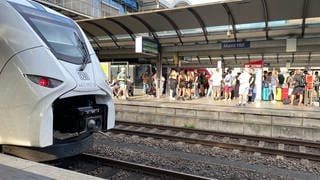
[114,96,320,142]
[0,153,102,180]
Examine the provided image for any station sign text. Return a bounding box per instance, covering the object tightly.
[222,41,250,49]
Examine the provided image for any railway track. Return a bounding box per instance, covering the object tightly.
[112,121,320,161]
[50,153,211,179]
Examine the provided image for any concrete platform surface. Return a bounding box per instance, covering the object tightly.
[0,153,102,180]
[116,96,320,112]
[115,96,320,119]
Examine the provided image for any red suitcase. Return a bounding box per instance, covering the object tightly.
[281,87,289,100]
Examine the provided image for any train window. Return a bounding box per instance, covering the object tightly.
[30,18,83,60]
[10,2,90,65]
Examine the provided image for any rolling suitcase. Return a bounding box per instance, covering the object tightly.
[276,87,282,101]
[281,87,289,100]
[262,87,269,101]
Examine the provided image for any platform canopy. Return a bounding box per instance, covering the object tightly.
[77,0,320,67]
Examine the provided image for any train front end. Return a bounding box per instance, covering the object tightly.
[0,0,115,161]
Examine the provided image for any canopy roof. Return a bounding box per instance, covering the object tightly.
[75,0,320,67]
[78,0,320,46]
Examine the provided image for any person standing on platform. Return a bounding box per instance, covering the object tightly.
[314,71,320,106]
[206,70,213,97]
[168,69,178,100]
[186,71,194,100]
[278,71,285,88]
[210,68,222,101]
[117,67,128,99]
[141,72,150,96]
[198,72,206,96]
[232,72,241,99]
[248,68,256,102]
[178,70,188,100]
[193,70,199,98]
[223,69,233,101]
[290,69,305,106]
[286,71,295,96]
[270,70,279,103]
[237,68,251,107]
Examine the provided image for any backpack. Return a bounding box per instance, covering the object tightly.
[299,75,306,87]
[282,98,291,105]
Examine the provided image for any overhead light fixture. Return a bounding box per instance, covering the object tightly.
[227,14,231,38]
[227,30,231,37]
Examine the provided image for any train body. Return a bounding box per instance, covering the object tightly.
[0,0,115,161]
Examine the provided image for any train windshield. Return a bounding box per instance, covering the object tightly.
[11,2,89,65]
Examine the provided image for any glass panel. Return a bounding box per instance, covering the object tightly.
[156,30,177,37]
[115,34,132,40]
[206,25,229,33]
[306,17,320,24]
[31,17,84,59]
[236,22,265,30]
[135,33,150,37]
[180,28,203,35]
[269,19,302,28]
[97,36,112,41]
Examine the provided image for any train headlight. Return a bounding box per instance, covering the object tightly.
[26,75,63,88]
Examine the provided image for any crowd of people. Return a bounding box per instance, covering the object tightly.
[167,68,320,107]
[110,66,320,107]
[167,68,256,106]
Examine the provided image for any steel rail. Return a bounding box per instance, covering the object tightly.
[112,122,320,161]
[116,121,320,149]
[80,153,212,180]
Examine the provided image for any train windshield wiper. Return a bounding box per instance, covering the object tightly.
[74,32,90,71]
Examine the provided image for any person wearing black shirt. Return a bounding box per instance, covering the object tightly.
[290,69,305,106]
[278,72,285,88]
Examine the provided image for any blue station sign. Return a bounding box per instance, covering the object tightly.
[222,41,250,49]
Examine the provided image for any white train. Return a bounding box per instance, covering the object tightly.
[0,0,115,161]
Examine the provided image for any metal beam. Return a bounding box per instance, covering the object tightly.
[162,38,320,53]
[261,0,269,40]
[98,45,320,60]
[276,53,279,63]
[301,0,310,38]
[107,19,136,41]
[292,53,295,63]
[222,3,237,41]
[308,52,312,64]
[234,55,237,64]
[157,12,184,45]
[187,8,209,44]
[197,56,201,64]
[85,22,120,48]
[208,56,213,65]
[221,55,224,62]
[131,15,160,44]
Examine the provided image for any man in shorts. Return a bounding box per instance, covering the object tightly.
[117,67,128,99]
[290,69,305,106]
[237,68,251,106]
[223,69,233,101]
